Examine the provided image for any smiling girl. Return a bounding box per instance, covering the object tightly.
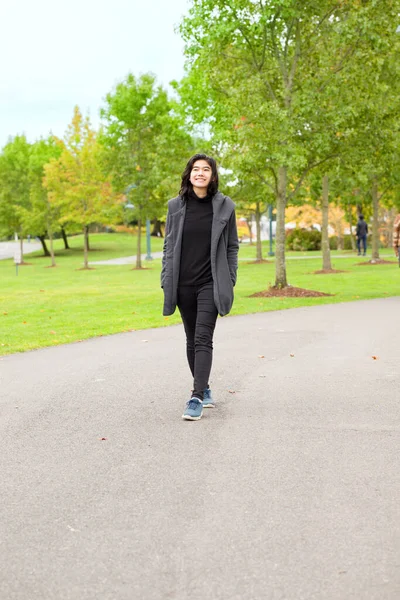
[161,154,239,421]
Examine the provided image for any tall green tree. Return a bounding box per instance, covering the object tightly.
[100,73,194,268]
[179,0,400,287]
[0,135,31,261]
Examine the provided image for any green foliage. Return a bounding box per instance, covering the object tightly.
[0,135,32,238]
[100,73,195,221]
[179,0,400,286]
[286,228,321,251]
[25,137,62,237]
[44,107,116,230]
[329,235,354,251]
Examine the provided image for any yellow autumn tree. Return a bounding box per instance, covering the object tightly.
[44,106,118,269]
[286,203,350,237]
[285,205,322,230]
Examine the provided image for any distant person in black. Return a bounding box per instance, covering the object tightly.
[161,154,239,421]
[356,215,368,256]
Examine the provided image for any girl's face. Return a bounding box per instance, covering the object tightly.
[190,160,213,191]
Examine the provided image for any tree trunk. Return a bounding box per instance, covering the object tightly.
[274,166,288,288]
[38,235,50,257]
[83,226,89,269]
[47,225,56,267]
[61,226,70,249]
[255,202,262,261]
[321,175,332,270]
[85,225,90,251]
[136,219,142,269]
[246,217,253,244]
[151,219,163,237]
[371,178,380,261]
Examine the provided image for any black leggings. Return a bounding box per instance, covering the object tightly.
[177,281,218,401]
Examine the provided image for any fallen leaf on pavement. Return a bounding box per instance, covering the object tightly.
[372,355,379,360]
[258,355,265,358]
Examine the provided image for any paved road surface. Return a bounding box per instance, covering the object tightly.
[0,240,42,260]
[1,298,399,599]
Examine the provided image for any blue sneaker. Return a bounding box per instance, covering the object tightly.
[182,397,203,421]
[203,388,215,408]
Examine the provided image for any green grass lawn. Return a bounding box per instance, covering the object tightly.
[26,232,165,263]
[1,234,398,355]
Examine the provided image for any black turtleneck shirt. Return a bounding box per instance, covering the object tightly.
[179,190,213,286]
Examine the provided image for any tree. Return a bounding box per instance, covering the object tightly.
[44,107,117,269]
[0,135,31,262]
[25,137,62,265]
[179,0,400,286]
[100,73,194,268]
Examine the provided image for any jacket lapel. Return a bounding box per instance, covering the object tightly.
[211,192,232,243]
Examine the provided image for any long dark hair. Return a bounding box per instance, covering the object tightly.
[179,153,219,198]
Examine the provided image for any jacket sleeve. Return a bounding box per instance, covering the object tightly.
[227,210,239,286]
[393,215,400,250]
[161,209,171,288]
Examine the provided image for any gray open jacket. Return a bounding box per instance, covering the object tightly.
[161,192,239,317]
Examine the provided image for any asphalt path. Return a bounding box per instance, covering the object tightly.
[1,298,399,600]
[0,240,42,260]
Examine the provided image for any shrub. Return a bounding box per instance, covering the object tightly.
[286,228,321,251]
[329,235,354,250]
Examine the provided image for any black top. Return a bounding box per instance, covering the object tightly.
[356,219,368,237]
[179,190,213,286]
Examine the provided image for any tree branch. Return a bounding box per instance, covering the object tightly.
[288,154,339,201]
[378,186,391,201]
[254,166,277,194]
[271,13,288,88]
[287,20,301,101]
[225,1,261,71]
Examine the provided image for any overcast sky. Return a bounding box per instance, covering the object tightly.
[0,0,190,147]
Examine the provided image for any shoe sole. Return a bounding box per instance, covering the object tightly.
[182,414,202,420]
[202,403,215,408]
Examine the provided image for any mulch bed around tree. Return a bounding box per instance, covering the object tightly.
[356,259,398,265]
[246,259,274,264]
[250,286,333,298]
[313,269,347,274]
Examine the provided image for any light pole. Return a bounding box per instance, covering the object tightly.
[268,204,275,257]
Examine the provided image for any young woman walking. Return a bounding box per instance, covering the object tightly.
[161,154,239,421]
